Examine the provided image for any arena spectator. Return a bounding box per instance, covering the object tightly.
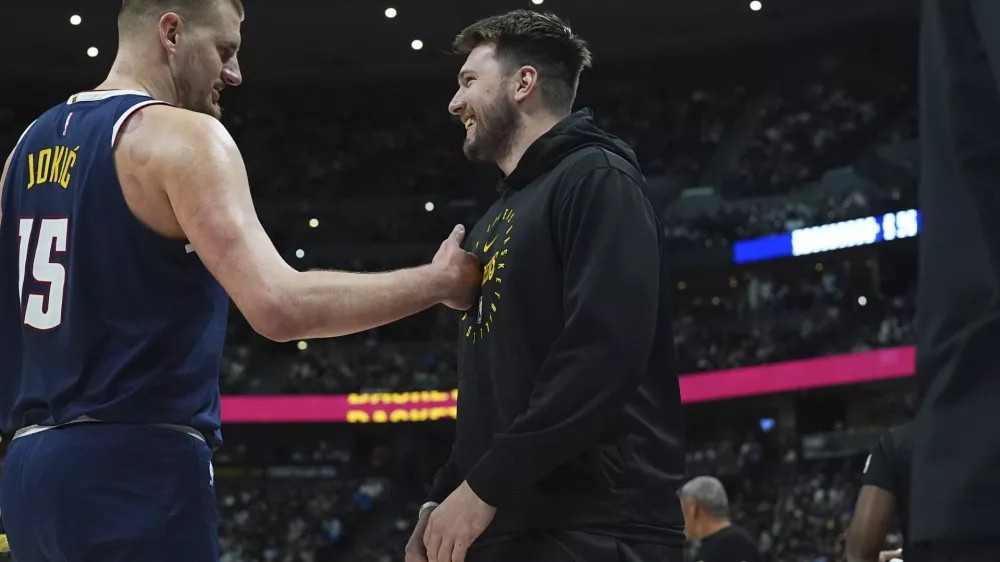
[681,476,764,562]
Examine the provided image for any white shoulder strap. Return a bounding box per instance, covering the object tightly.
[111,100,171,148]
[13,120,36,151]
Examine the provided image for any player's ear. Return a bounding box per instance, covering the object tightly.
[158,12,183,52]
[512,66,538,103]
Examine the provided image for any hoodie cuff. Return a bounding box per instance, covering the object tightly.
[464,449,509,508]
[426,479,455,504]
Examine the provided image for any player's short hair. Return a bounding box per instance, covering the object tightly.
[679,476,731,519]
[453,10,592,115]
[119,0,244,33]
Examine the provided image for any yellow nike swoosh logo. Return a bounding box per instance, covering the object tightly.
[483,236,498,252]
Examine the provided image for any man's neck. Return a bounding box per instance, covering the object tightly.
[699,518,732,541]
[96,50,176,104]
[497,112,566,176]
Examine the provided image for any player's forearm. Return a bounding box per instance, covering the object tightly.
[846,550,878,562]
[268,265,448,341]
[845,528,881,562]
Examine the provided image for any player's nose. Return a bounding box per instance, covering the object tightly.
[223,58,243,87]
[448,93,465,116]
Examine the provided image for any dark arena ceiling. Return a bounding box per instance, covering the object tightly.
[3,0,916,85]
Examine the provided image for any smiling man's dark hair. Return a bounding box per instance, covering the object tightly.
[453,10,592,115]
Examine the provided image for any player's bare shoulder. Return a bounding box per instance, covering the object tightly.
[114,104,236,172]
[113,105,243,239]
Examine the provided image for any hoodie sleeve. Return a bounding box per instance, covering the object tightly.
[426,444,460,504]
[464,166,661,507]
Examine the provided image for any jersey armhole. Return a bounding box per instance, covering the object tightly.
[2,121,35,197]
[111,101,172,148]
[13,120,37,152]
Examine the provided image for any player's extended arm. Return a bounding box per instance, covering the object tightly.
[846,485,897,562]
[123,106,480,342]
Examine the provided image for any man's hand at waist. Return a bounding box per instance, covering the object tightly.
[423,480,496,562]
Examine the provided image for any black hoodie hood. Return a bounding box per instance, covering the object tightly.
[499,108,641,191]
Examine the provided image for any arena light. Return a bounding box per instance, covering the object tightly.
[750,1,763,11]
[411,39,424,51]
[297,341,308,351]
[86,47,99,58]
[424,201,435,212]
[308,218,319,228]
[70,15,82,25]
[531,0,544,4]
[384,7,397,18]
[858,296,868,306]
[295,249,305,258]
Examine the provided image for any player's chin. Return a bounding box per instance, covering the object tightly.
[463,140,492,164]
[462,140,476,161]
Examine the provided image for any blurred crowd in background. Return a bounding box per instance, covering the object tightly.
[188,424,903,562]
[219,261,916,396]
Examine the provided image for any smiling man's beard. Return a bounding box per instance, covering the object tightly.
[463,93,521,165]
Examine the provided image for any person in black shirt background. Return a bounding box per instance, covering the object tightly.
[914,0,1000,558]
[680,476,762,562]
[846,423,924,562]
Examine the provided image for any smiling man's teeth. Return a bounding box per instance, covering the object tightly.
[465,118,474,130]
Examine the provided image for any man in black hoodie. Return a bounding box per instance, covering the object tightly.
[404,10,686,562]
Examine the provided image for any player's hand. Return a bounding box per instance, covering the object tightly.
[423,481,496,562]
[432,225,481,311]
[879,548,903,562]
[405,507,435,562]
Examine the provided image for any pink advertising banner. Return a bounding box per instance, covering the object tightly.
[221,346,915,423]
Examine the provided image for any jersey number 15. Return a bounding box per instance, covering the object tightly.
[17,217,68,330]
